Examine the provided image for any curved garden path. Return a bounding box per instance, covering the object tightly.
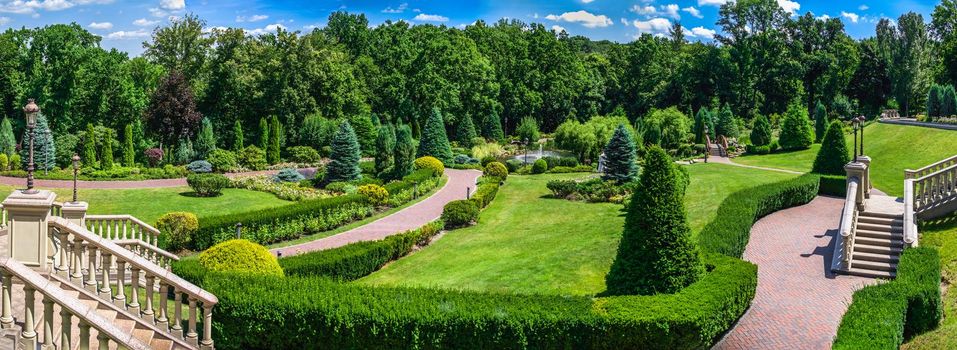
[0,168,318,189]
[713,196,877,350]
[271,168,482,257]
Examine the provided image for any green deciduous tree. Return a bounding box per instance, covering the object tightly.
[325,121,362,183]
[515,117,540,145]
[605,146,702,296]
[877,13,931,118]
[812,120,851,175]
[601,124,638,183]
[779,104,814,151]
[814,101,828,143]
[268,115,281,164]
[750,115,773,147]
[417,108,453,164]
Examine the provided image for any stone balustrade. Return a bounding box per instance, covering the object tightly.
[906,154,957,180]
[85,214,161,251]
[114,239,179,270]
[0,255,151,350]
[912,163,957,213]
[837,179,859,270]
[904,179,919,247]
[48,216,216,349]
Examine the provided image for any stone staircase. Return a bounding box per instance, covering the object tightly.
[846,211,903,278]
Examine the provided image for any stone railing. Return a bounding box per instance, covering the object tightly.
[904,179,919,247]
[48,217,217,349]
[906,155,957,180]
[85,214,161,249]
[912,163,957,213]
[833,179,860,272]
[114,239,179,270]
[0,255,151,350]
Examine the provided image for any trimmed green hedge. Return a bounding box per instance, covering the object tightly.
[469,180,500,209]
[279,221,444,281]
[833,247,942,349]
[698,174,820,258]
[818,175,847,197]
[200,253,755,350]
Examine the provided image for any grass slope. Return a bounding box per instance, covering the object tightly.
[734,123,957,196]
[358,164,796,295]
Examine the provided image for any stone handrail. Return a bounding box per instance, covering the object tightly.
[114,239,179,270]
[839,180,860,269]
[906,154,957,179]
[913,162,957,212]
[48,216,216,349]
[904,179,919,247]
[0,255,151,350]
[85,214,161,248]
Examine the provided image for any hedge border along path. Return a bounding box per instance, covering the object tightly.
[271,168,482,256]
[0,167,319,189]
[713,195,877,350]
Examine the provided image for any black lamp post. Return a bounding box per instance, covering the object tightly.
[22,99,39,194]
[71,154,80,203]
[857,116,865,156]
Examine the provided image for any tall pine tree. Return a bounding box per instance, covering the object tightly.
[325,121,362,183]
[455,114,477,148]
[417,108,453,164]
[268,116,281,164]
[715,104,738,139]
[605,146,703,295]
[392,123,415,180]
[232,120,244,153]
[483,111,505,143]
[375,123,396,177]
[601,124,638,183]
[195,117,216,159]
[0,118,15,157]
[750,115,773,147]
[21,114,56,172]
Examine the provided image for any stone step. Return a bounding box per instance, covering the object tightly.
[845,267,896,279]
[853,251,900,264]
[856,222,903,233]
[855,244,903,255]
[857,215,903,226]
[852,259,898,272]
[856,229,904,240]
[855,237,904,248]
[860,211,903,220]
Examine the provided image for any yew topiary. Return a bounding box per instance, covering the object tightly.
[750,115,773,147]
[779,104,814,151]
[812,120,851,175]
[198,239,283,276]
[484,161,508,180]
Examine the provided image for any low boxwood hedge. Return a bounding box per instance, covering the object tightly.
[833,247,942,349]
[469,180,500,209]
[818,175,847,197]
[697,174,820,258]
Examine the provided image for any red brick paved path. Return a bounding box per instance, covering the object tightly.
[713,196,877,350]
[0,168,318,189]
[271,168,482,256]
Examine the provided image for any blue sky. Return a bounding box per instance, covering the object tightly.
[0,0,940,56]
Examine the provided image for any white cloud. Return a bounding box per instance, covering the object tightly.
[630,5,656,15]
[688,26,716,38]
[620,17,628,26]
[413,13,449,22]
[236,14,268,22]
[817,14,831,20]
[551,25,566,33]
[148,7,166,17]
[246,23,285,36]
[159,0,183,11]
[858,5,869,11]
[545,10,613,28]
[0,17,9,25]
[133,18,159,26]
[662,4,680,19]
[88,21,112,29]
[777,0,800,14]
[106,29,150,40]
[1,0,76,13]
[382,3,407,14]
[202,26,227,33]
[682,6,703,18]
[581,0,595,3]
[698,0,731,7]
[633,17,671,35]
[841,11,859,23]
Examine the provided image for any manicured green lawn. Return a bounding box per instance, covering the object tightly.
[0,185,291,225]
[733,123,957,197]
[902,215,957,350]
[359,164,797,296]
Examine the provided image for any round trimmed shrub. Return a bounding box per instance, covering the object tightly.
[155,212,198,251]
[414,156,444,177]
[325,181,356,194]
[288,146,322,164]
[273,168,305,182]
[357,184,389,206]
[484,161,508,180]
[186,160,213,173]
[442,200,479,229]
[240,145,268,171]
[480,156,496,167]
[531,159,547,174]
[187,173,230,197]
[207,149,238,172]
[198,239,283,276]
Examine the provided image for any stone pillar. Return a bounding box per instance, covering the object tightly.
[2,190,57,270]
[59,201,88,228]
[857,155,872,198]
[845,161,867,210]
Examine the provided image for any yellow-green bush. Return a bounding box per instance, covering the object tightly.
[357,184,389,206]
[198,239,283,276]
[413,156,444,177]
[156,212,199,251]
[484,161,508,180]
[0,154,8,171]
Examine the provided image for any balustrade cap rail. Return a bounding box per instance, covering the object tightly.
[0,256,151,350]
[839,180,859,238]
[906,154,957,176]
[914,162,957,182]
[49,217,218,305]
[904,179,918,245]
[85,214,162,235]
[113,239,180,261]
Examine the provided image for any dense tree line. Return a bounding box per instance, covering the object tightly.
[0,0,954,160]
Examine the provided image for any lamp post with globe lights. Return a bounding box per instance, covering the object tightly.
[22,99,39,194]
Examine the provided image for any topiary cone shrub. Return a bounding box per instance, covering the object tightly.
[199,239,283,277]
[605,146,703,295]
[812,120,851,175]
[413,156,444,177]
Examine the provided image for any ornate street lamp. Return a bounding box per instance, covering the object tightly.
[857,115,866,156]
[22,99,39,194]
[71,154,80,203]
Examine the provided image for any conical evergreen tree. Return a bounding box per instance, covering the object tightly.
[375,123,396,177]
[101,129,114,169]
[941,85,957,118]
[455,115,477,148]
[21,114,56,172]
[232,120,244,153]
[483,111,505,143]
[83,123,98,169]
[605,146,703,296]
[417,108,453,164]
[268,116,281,164]
[693,108,710,144]
[779,104,814,150]
[601,124,638,183]
[927,84,942,119]
[325,121,362,183]
[351,114,377,155]
[814,101,828,143]
[259,117,269,150]
[715,104,738,139]
[123,124,135,167]
[812,121,851,175]
[0,118,15,157]
[195,117,216,159]
[392,123,415,180]
[750,115,773,147]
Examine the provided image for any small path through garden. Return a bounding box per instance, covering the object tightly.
[271,168,482,257]
[0,168,318,189]
[713,196,877,350]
